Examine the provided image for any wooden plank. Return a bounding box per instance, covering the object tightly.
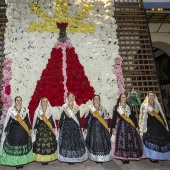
[114,14,145,18]
[117,23,147,27]
[125,85,160,88]
[118,43,151,46]
[119,39,151,42]
[117,28,148,31]
[119,48,152,51]
[124,80,158,83]
[123,70,156,72]
[115,11,144,13]
[117,33,149,36]
[0,3,7,100]
[116,19,146,22]
[122,59,154,61]
[119,38,150,40]
[122,63,155,66]
[114,6,143,9]
[123,74,157,77]
[120,53,153,55]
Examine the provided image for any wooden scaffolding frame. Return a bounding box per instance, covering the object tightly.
[114,0,163,108]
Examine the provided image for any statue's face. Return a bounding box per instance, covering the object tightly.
[58,27,68,42]
[60,30,65,37]
[60,27,66,36]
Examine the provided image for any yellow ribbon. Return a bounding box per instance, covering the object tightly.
[93,110,110,133]
[40,113,54,134]
[14,114,30,136]
[151,109,166,127]
[120,113,136,128]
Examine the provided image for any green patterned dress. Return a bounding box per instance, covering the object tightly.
[0,109,33,166]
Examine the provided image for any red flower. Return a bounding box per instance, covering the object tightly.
[28,41,94,124]
[5,85,11,95]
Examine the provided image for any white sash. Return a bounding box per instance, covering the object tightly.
[89,105,110,132]
[63,105,80,126]
[117,106,135,128]
[89,105,96,113]
[117,106,124,116]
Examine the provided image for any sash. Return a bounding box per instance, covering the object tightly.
[63,105,80,126]
[13,113,30,136]
[89,105,109,133]
[40,113,55,135]
[148,106,166,127]
[117,107,136,128]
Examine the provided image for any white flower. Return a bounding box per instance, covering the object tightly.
[4,0,120,118]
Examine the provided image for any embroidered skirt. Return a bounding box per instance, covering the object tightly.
[113,118,143,160]
[143,113,170,160]
[33,120,57,162]
[58,118,87,162]
[86,117,111,162]
[0,122,33,166]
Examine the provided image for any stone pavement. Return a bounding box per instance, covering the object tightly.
[0,158,170,170]
[114,159,170,170]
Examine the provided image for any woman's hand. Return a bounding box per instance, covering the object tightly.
[112,128,116,136]
[34,129,37,134]
[52,128,56,136]
[136,127,139,134]
[84,129,87,134]
[108,128,111,133]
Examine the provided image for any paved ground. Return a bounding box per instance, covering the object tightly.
[0,159,170,170]
[114,159,170,170]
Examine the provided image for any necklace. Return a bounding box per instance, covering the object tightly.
[149,102,155,108]
[42,107,47,113]
[15,106,21,113]
[94,105,99,110]
[120,103,126,109]
[68,104,73,110]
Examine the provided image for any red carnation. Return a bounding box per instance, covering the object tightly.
[5,85,11,95]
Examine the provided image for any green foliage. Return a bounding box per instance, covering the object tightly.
[127,90,141,111]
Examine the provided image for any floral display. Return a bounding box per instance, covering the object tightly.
[2,0,123,126]
[28,1,95,33]
[113,56,125,95]
[28,37,94,122]
[0,58,12,137]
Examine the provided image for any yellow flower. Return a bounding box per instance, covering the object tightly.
[28,0,95,34]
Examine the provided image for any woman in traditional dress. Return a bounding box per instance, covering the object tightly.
[111,93,143,164]
[58,92,87,164]
[32,97,57,165]
[139,91,170,162]
[85,94,111,163]
[0,96,33,169]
